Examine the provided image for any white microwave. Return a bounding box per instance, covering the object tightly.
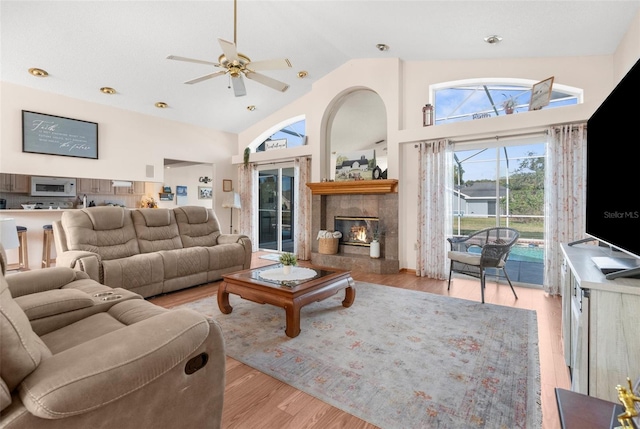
[30,176,77,197]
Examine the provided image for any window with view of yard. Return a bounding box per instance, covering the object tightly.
[452,142,545,285]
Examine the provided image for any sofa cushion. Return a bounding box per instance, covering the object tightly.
[0,276,52,395]
[101,253,164,297]
[132,209,183,253]
[61,207,140,260]
[174,207,221,247]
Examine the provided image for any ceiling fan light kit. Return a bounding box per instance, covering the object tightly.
[167,0,292,97]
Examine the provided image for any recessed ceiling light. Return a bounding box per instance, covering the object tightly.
[484,35,503,44]
[155,102,168,108]
[297,71,308,79]
[28,68,48,77]
[100,87,116,94]
[376,44,389,52]
[247,105,256,111]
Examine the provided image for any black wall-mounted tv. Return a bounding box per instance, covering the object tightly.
[585,58,640,278]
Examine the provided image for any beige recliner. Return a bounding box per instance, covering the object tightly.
[0,245,226,428]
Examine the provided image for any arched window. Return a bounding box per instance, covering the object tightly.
[254,117,306,152]
[433,78,582,125]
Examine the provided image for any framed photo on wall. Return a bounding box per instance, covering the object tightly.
[199,186,212,199]
[222,179,232,192]
[529,76,554,111]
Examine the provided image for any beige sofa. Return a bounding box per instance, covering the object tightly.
[0,245,226,429]
[53,206,251,298]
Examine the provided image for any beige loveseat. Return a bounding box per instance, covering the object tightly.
[0,245,226,428]
[53,206,251,298]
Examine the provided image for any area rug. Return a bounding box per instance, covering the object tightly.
[178,282,541,428]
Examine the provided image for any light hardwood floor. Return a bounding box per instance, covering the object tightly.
[149,252,570,428]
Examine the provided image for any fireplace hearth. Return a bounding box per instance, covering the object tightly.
[334,216,379,246]
[308,180,399,274]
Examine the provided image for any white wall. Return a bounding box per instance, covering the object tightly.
[0,83,239,231]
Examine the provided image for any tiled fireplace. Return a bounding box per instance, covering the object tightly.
[308,180,399,274]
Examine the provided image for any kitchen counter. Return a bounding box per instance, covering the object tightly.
[1,210,71,271]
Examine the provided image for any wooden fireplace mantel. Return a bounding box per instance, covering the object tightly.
[306,179,398,195]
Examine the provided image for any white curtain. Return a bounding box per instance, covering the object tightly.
[417,139,453,279]
[238,163,258,252]
[294,156,312,260]
[543,123,587,295]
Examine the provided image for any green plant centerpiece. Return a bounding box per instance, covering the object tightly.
[279,252,298,266]
[279,252,297,275]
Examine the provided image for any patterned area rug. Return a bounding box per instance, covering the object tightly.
[178,282,541,428]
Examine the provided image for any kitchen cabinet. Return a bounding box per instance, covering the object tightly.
[114,181,145,195]
[561,243,640,402]
[76,178,112,194]
[0,174,29,193]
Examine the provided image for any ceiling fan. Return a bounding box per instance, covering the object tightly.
[166,0,292,97]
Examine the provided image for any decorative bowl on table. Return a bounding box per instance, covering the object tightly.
[21,204,37,210]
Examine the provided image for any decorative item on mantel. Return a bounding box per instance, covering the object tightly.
[279,252,298,275]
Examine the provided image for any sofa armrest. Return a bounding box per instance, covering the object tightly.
[19,309,211,419]
[6,268,90,298]
[55,251,102,282]
[14,289,95,320]
[216,233,249,246]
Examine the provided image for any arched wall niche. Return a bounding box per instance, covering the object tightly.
[322,87,387,180]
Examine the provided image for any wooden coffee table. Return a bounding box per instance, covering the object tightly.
[217,265,355,338]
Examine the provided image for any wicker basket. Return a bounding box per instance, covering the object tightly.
[318,237,339,255]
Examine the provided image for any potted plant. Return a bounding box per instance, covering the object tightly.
[279,252,298,275]
[502,94,517,114]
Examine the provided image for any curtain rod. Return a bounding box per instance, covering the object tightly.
[450,129,548,145]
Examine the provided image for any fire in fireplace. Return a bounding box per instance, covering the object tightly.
[334,216,379,246]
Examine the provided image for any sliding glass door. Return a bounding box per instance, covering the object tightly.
[258,166,295,252]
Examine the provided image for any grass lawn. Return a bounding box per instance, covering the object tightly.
[452,216,544,240]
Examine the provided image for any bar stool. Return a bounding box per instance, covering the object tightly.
[15,225,29,270]
[42,224,56,268]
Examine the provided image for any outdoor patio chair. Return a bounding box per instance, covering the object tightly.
[447,227,520,303]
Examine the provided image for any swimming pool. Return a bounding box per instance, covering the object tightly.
[468,244,544,262]
[509,245,544,263]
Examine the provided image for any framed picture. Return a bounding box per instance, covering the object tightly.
[529,76,554,111]
[198,186,212,199]
[22,110,98,159]
[223,179,232,192]
[334,149,376,182]
[176,186,187,196]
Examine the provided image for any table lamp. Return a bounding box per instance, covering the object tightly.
[222,192,241,234]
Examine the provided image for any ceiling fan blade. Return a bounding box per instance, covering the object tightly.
[167,55,220,67]
[218,38,240,63]
[248,58,292,71]
[231,75,246,97]
[245,71,289,92]
[184,71,226,85]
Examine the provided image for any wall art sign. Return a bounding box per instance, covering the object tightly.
[265,139,287,151]
[22,110,98,159]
